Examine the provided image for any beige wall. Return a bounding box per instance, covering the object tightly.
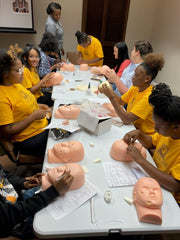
[0,0,82,55]
[0,0,179,95]
[150,0,180,95]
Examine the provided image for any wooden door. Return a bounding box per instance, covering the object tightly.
[82,0,130,67]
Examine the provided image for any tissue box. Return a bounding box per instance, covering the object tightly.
[77,110,112,135]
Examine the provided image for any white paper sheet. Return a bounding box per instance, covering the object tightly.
[103,162,146,187]
[44,119,80,133]
[46,180,99,221]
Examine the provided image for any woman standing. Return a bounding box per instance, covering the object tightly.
[45,2,64,58]
[75,30,104,67]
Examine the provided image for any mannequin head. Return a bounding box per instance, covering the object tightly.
[102,103,118,117]
[48,140,84,163]
[133,177,163,225]
[79,63,89,71]
[110,139,147,162]
[45,72,63,87]
[54,104,80,119]
[42,163,85,191]
[60,63,75,72]
[99,65,110,76]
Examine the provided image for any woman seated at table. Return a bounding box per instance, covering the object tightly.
[75,30,104,67]
[21,44,54,107]
[113,42,131,77]
[0,165,73,238]
[99,53,164,136]
[0,45,50,158]
[123,83,180,206]
[38,32,63,79]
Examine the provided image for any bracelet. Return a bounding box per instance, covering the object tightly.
[110,95,115,100]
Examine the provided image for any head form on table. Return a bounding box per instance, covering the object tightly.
[133,177,163,225]
[110,139,146,162]
[48,140,84,163]
[42,163,85,191]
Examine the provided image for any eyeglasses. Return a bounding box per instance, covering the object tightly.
[12,66,24,75]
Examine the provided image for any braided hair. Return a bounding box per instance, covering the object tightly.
[149,83,180,123]
[140,53,165,81]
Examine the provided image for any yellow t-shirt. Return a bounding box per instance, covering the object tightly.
[152,132,180,203]
[0,84,48,142]
[22,67,43,99]
[77,35,104,67]
[121,86,154,136]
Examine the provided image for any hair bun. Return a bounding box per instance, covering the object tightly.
[149,83,172,108]
[75,30,81,38]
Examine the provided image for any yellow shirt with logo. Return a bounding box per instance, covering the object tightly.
[77,35,104,67]
[152,132,180,203]
[121,85,154,135]
[0,84,48,142]
[22,67,43,99]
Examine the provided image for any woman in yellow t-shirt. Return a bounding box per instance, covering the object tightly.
[0,45,50,158]
[99,53,164,136]
[75,30,104,67]
[21,44,54,107]
[123,83,180,205]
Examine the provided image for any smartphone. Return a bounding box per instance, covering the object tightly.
[50,128,72,140]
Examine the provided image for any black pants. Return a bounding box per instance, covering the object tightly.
[37,91,54,107]
[14,130,49,157]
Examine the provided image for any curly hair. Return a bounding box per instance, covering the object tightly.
[0,44,23,84]
[140,53,165,81]
[149,83,180,123]
[39,32,59,53]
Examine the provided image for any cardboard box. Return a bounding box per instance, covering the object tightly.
[77,109,112,135]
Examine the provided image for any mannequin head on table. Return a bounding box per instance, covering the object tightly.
[48,140,84,163]
[133,177,163,225]
[42,163,85,191]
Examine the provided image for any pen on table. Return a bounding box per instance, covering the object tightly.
[90,197,96,223]
[90,78,101,81]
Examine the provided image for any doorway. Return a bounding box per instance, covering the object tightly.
[82,0,130,67]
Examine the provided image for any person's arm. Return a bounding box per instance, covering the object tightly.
[0,108,48,138]
[99,83,139,124]
[79,57,103,65]
[123,129,153,149]
[126,144,180,193]
[0,171,73,237]
[106,69,129,95]
[27,73,53,93]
